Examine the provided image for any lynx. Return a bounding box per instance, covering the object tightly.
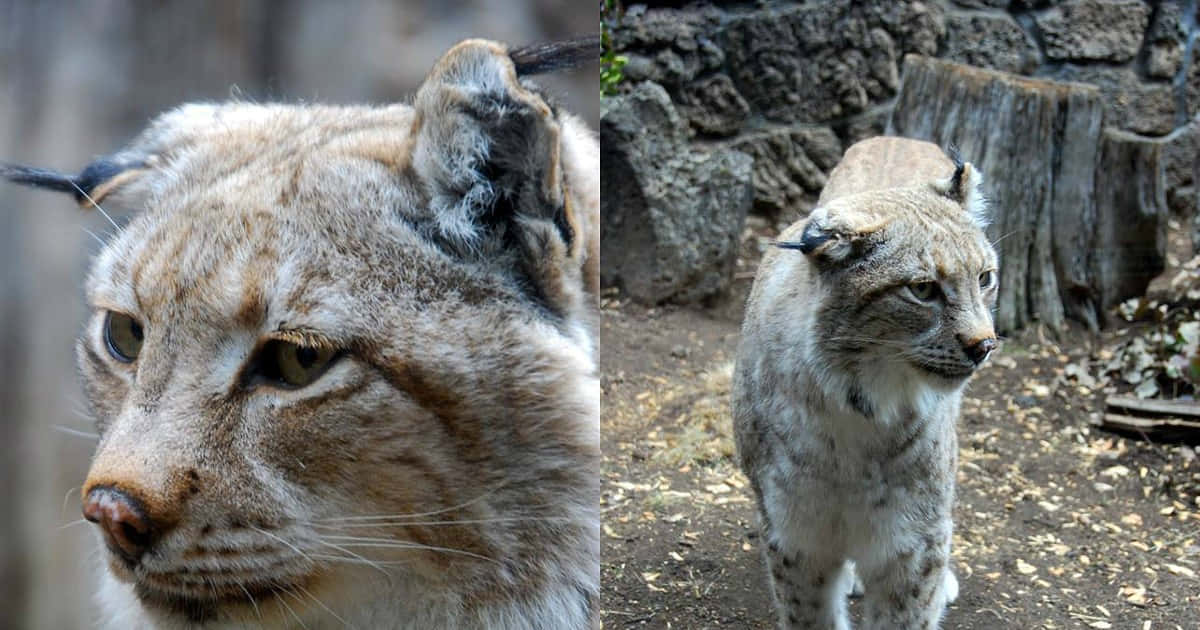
[732,137,999,630]
[3,38,599,629]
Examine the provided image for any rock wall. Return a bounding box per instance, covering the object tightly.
[611,0,1200,221]
[605,0,1199,324]
[601,83,754,304]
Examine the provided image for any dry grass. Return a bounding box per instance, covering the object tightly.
[652,362,736,468]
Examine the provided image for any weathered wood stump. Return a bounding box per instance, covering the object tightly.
[890,55,1168,333]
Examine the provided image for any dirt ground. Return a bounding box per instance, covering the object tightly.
[599,224,1200,629]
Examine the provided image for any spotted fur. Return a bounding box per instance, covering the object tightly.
[7,39,599,629]
[733,137,998,630]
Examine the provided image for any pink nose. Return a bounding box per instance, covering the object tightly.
[963,337,997,365]
[83,486,156,564]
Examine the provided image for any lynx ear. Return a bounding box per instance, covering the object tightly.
[933,153,988,228]
[1,153,149,208]
[411,39,583,317]
[776,207,878,266]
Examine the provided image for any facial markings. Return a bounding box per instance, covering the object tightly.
[252,361,497,574]
[375,358,491,465]
[60,94,597,622]
[812,206,997,379]
[88,215,373,443]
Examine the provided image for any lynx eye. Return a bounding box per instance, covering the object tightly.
[906,281,941,302]
[104,311,144,362]
[253,339,338,389]
[979,270,997,290]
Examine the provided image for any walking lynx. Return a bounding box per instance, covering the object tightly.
[733,137,999,630]
[3,38,599,629]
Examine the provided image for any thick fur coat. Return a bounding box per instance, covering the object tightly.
[733,137,999,630]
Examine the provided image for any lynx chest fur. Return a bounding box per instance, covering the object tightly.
[732,137,998,630]
[4,39,599,630]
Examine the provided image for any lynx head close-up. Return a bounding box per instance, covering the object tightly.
[3,38,599,630]
[744,137,999,419]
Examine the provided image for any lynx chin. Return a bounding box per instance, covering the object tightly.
[733,137,999,630]
[3,38,599,629]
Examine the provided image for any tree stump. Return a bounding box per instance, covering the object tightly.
[889,55,1167,333]
[1092,129,1168,318]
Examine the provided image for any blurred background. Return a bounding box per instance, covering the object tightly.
[0,2,596,627]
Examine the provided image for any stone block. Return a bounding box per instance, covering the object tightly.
[677,74,750,137]
[721,0,944,123]
[600,83,754,304]
[1036,0,1151,63]
[728,126,843,219]
[611,6,725,88]
[1144,1,1187,79]
[1047,65,1178,136]
[944,12,1039,74]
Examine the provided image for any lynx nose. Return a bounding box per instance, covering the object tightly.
[963,337,997,365]
[83,486,157,565]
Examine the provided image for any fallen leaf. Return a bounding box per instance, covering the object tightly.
[1164,563,1196,578]
[1121,513,1143,527]
[1100,465,1130,478]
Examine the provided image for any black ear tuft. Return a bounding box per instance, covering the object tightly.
[775,221,832,254]
[75,158,139,203]
[0,162,80,195]
[2,156,146,206]
[509,35,600,77]
[946,145,966,202]
[946,144,963,168]
[932,146,988,226]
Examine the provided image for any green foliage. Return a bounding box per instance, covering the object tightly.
[601,0,627,96]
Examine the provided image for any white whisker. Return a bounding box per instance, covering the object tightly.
[237,580,262,621]
[69,180,121,232]
[64,395,95,422]
[310,516,571,529]
[308,554,413,567]
[248,526,315,566]
[52,425,99,441]
[80,226,106,247]
[826,335,912,348]
[282,587,312,616]
[66,406,94,422]
[317,536,499,565]
[314,539,394,580]
[989,227,1021,248]
[57,518,88,531]
[273,591,309,630]
[316,485,504,522]
[62,486,80,520]
[298,585,353,629]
